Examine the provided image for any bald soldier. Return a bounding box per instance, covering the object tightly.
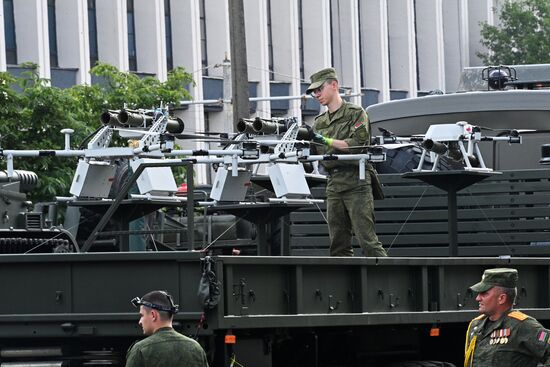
[306,67,387,257]
[464,268,550,367]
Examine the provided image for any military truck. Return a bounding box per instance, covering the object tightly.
[0,66,549,367]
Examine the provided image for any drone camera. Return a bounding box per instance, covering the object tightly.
[482,66,517,90]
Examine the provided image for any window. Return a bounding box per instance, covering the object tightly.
[297,0,304,80]
[47,0,58,67]
[88,0,98,67]
[164,0,173,70]
[199,0,208,75]
[127,0,137,71]
[266,0,274,80]
[3,0,17,64]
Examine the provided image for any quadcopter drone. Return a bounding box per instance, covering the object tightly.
[373,121,522,172]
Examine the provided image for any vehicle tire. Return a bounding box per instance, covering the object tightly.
[386,361,456,367]
[375,146,464,174]
[108,159,131,199]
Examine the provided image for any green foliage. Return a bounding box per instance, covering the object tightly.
[478,0,550,65]
[0,62,193,201]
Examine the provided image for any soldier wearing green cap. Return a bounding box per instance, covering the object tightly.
[464,268,550,367]
[305,67,387,257]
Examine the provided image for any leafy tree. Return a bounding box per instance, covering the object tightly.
[478,0,550,65]
[0,62,193,201]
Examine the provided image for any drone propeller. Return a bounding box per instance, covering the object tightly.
[173,133,229,140]
[475,125,548,134]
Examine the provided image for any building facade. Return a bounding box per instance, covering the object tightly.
[1,0,503,181]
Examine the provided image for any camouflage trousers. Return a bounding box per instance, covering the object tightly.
[326,184,387,257]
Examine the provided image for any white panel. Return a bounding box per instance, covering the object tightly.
[443,0,469,92]
[0,3,6,71]
[271,0,301,117]
[96,0,127,70]
[361,0,390,102]
[204,0,230,77]
[244,0,270,118]
[301,0,331,78]
[210,167,251,202]
[268,164,311,198]
[330,0,361,105]
[134,0,166,80]
[13,0,50,79]
[415,0,445,92]
[56,0,90,84]
[387,0,417,97]
[130,158,177,195]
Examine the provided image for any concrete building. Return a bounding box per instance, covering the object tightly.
[1,0,503,181]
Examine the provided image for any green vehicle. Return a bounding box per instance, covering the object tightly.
[0,66,549,367]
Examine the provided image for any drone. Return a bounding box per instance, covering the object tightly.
[373,121,522,172]
[0,108,386,205]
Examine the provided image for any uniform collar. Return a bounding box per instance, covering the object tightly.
[477,309,512,339]
[325,101,348,124]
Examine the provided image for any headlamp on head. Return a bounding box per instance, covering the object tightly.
[131,293,179,314]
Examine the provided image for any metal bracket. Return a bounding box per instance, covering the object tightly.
[389,293,399,309]
[328,295,341,313]
[456,293,464,309]
[315,289,323,301]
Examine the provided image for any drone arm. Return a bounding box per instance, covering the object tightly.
[481,136,522,144]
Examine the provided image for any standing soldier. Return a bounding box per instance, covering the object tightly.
[127,290,209,367]
[464,268,550,366]
[306,67,387,257]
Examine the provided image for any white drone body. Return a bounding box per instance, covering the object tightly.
[417,121,492,172]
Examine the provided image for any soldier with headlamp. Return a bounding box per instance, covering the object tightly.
[126,290,208,367]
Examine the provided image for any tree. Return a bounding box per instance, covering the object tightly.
[478,0,550,65]
[0,62,193,201]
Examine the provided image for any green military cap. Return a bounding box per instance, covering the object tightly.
[470,268,518,293]
[306,67,338,94]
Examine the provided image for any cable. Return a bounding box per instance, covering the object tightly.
[189,63,222,76]
[314,201,328,224]
[463,187,514,255]
[229,354,246,367]
[78,125,105,150]
[199,215,245,252]
[385,185,429,254]
[23,214,92,254]
[247,64,309,84]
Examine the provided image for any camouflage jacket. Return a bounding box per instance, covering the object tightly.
[464,310,550,367]
[313,101,373,192]
[126,327,209,367]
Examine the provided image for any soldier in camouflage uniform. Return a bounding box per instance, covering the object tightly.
[464,268,550,367]
[306,67,387,257]
[127,290,209,367]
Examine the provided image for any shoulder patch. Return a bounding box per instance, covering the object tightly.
[508,310,528,321]
[537,330,549,344]
[354,115,368,129]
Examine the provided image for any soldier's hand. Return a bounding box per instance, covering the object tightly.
[313,133,333,147]
[303,124,316,140]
